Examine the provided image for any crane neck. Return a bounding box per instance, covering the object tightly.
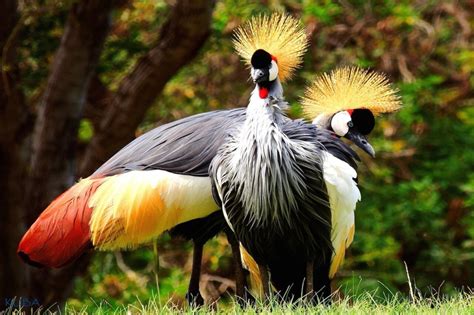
[246,78,287,125]
[231,78,306,229]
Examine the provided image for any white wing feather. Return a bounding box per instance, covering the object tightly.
[322,151,361,278]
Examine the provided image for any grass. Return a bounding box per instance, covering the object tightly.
[10,291,469,314]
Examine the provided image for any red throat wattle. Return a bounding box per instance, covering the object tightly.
[259,87,269,99]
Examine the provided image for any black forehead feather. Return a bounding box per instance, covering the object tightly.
[251,49,272,69]
[352,109,375,135]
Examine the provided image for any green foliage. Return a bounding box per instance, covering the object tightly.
[18,4,68,98]
[98,1,170,89]
[303,1,342,25]
[78,119,93,142]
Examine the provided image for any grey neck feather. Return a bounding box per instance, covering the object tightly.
[312,113,332,129]
[224,78,318,229]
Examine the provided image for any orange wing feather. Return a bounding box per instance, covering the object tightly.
[17,178,104,268]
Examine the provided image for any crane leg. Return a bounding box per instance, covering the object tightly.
[258,263,270,300]
[313,259,332,304]
[186,241,204,307]
[306,260,314,301]
[224,228,251,304]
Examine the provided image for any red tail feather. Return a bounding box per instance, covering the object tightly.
[18,178,104,268]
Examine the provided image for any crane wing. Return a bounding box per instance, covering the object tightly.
[94,108,246,177]
[321,151,361,278]
[19,108,246,267]
[88,108,247,250]
[89,170,218,250]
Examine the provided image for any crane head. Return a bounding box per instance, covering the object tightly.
[233,13,308,83]
[303,66,402,158]
[250,49,279,98]
[250,49,278,84]
[325,109,376,157]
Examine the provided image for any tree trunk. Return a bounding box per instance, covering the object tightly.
[80,0,215,176]
[0,0,216,308]
[24,0,120,306]
[0,0,30,303]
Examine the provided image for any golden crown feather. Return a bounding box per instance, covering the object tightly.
[233,13,308,82]
[301,66,402,118]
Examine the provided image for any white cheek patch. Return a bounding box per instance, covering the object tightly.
[250,67,257,80]
[269,60,278,81]
[331,111,352,137]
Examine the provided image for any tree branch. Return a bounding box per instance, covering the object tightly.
[79,0,215,176]
[83,74,112,131]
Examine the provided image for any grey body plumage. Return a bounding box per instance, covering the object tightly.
[211,95,331,237]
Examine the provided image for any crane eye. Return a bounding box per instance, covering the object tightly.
[331,111,352,137]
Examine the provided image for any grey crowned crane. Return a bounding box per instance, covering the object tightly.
[17,13,308,306]
[209,17,401,301]
[239,67,401,301]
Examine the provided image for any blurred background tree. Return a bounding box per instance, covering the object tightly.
[0,0,472,309]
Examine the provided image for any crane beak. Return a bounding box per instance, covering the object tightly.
[344,129,375,158]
